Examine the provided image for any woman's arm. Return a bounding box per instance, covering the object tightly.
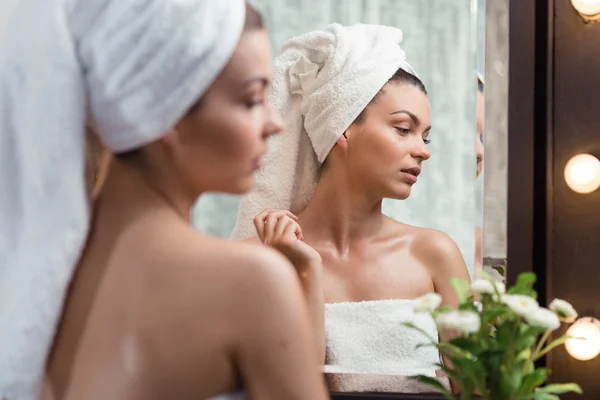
[233,247,328,400]
[414,229,472,393]
[243,209,326,363]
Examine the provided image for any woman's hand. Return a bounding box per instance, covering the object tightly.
[253,209,322,274]
[253,209,326,362]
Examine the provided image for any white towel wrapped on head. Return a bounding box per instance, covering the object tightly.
[232,23,418,240]
[0,1,245,399]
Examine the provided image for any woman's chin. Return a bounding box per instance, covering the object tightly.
[387,187,412,201]
[204,175,255,196]
[231,175,256,195]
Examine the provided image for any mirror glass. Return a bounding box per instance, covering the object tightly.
[192,0,508,394]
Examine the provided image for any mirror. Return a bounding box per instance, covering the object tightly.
[192,0,508,395]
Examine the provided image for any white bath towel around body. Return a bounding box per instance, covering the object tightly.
[324,299,450,393]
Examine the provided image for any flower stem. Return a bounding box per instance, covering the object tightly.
[532,330,551,360]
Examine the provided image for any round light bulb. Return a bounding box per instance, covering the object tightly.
[564,154,600,194]
[565,317,600,361]
[571,0,600,16]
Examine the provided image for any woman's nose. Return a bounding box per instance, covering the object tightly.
[264,102,283,138]
[413,139,431,161]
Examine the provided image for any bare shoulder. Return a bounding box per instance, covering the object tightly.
[413,228,470,284]
[411,228,463,262]
[152,227,297,294]
[139,223,303,341]
[385,218,466,276]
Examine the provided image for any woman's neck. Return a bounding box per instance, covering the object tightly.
[300,167,385,251]
[99,158,199,222]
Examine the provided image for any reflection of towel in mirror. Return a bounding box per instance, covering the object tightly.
[0,1,244,398]
[324,299,451,393]
[231,23,417,240]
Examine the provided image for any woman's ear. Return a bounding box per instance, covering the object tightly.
[161,127,179,148]
[335,131,349,150]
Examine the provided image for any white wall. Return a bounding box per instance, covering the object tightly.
[0,0,18,41]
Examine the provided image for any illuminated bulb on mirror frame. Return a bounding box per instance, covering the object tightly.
[571,0,600,20]
[563,154,600,194]
[565,317,600,361]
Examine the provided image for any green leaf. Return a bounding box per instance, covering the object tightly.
[458,300,479,312]
[481,306,510,324]
[516,272,537,289]
[515,348,531,363]
[433,305,455,316]
[507,287,538,300]
[409,375,456,399]
[514,333,537,352]
[435,342,477,360]
[537,383,583,395]
[517,368,548,395]
[453,357,486,394]
[533,394,560,400]
[450,337,483,355]
[496,319,519,346]
[434,362,463,385]
[520,359,535,376]
[450,277,470,304]
[499,365,517,398]
[402,321,436,343]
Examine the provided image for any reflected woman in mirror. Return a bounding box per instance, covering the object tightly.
[0,2,328,400]
[233,24,471,393]
[474,75,485,280]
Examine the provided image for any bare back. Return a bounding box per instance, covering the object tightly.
[46,170,327,400]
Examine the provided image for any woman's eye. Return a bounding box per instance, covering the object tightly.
[394,127,410,135]
[423,138,431,145]
[246,99,265,108]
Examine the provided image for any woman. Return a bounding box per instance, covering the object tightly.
[0,1,328,400]
[234,23,471,392]
[474,75,485,279]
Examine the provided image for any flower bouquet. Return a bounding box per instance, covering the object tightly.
[405,272,582,400]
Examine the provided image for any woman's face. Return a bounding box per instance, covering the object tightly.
[167,29,282,195]
[476,91,484,178]
[344,83,431,200]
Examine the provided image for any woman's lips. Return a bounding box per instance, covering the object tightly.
[401,171,418,184]
[253,154,265,171]
[400,167,421,185]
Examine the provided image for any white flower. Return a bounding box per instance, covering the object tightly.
[471,279,506,296]
[549,298,578,323]
[501,294,539,317]
[435,310,481,334]
[413,293,442,313]
[524,307,561,331]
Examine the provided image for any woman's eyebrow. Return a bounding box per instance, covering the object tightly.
[390,109,431,131]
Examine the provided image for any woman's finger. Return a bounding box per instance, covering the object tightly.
[264,212,280,244]
[275,216,294,238]
[253,208,277,240]
[281,210,299,221]
[262,209,298,222]
[283,219,301,239]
